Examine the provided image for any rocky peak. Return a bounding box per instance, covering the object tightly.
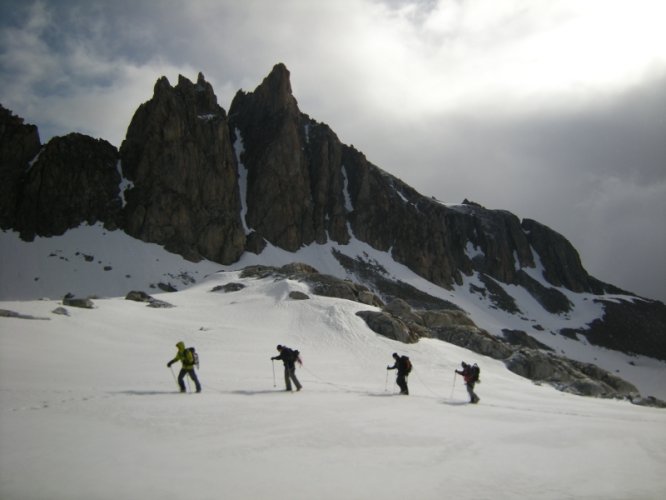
[119,73,245,263]
[175,72,222,118]
[228,64,318,251]
[252,62,297,114]
[10,133,121,239]
[153,75,171,94]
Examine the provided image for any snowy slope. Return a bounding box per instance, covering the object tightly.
[2,225,665,400]
[1,271,665,500]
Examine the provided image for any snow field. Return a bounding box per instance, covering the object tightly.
[1,272,665,499]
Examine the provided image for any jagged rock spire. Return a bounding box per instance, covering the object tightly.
[253,62,297,113]
[119,72,244,264]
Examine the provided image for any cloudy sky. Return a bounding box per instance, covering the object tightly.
[1,0,665,302]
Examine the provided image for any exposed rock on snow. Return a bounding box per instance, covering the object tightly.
[505,348,640,399]
[62,293,95,309]
[0,309,50,320]
[125,290,174,308]
[502,329,554,351]
[356,310,413,343]
[125,290,154,302]
[240,263,383,307]
[211,283,246,293]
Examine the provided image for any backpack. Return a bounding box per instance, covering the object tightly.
[185,347,199,368]
[293,349,303,366]
[402,356,412,374]
[469,363,480,383]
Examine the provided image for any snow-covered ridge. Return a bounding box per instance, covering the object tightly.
[1,223,664,401]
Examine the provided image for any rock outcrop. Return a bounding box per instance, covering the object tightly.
[12,133,121,240]
[561,297,666,360]
[63,293,95,309]
[1,107,119,239]
[119,73,245,263]
[229,63,350,250]
[0,105,41,230]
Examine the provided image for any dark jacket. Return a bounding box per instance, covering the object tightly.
[388,355,411,376]
[272,347,299,368]
[456,363,476,384]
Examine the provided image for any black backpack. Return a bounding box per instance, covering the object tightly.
[469,363,480,382]
[402,356,412,374]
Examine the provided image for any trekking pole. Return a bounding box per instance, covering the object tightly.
[169,366,178,388]
[272,360,277,388]
[384,369,389,392]
[449,372,457,400]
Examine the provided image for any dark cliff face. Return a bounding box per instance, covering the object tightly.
[0,105,41,230]
[229,63,350,251]
[0,121,120,239]
[119,72,245,263]
[227,65,603,300]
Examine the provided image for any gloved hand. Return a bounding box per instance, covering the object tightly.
[167,361,173,367]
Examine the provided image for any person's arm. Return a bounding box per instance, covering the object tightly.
[167,353,180,367]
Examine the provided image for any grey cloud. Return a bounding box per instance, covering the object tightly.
[352,76,666,301]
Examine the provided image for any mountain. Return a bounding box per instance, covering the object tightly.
[1,64,665,394]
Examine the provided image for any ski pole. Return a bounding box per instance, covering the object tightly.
[384,369,389,392]
[272,360,277,388]
[169,366,178,389]
[450,372,457,400]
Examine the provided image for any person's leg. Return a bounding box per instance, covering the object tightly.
[469,382,479,403]
[397,374,407,394]
[289,367,302,391]
[177,369,187,392]
[283,367,292,391]
[189,369,202,392]
[466,383,477,403]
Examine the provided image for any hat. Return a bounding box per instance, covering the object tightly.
[276,345,283,350]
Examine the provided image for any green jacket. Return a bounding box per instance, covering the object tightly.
[169,341,196,370]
